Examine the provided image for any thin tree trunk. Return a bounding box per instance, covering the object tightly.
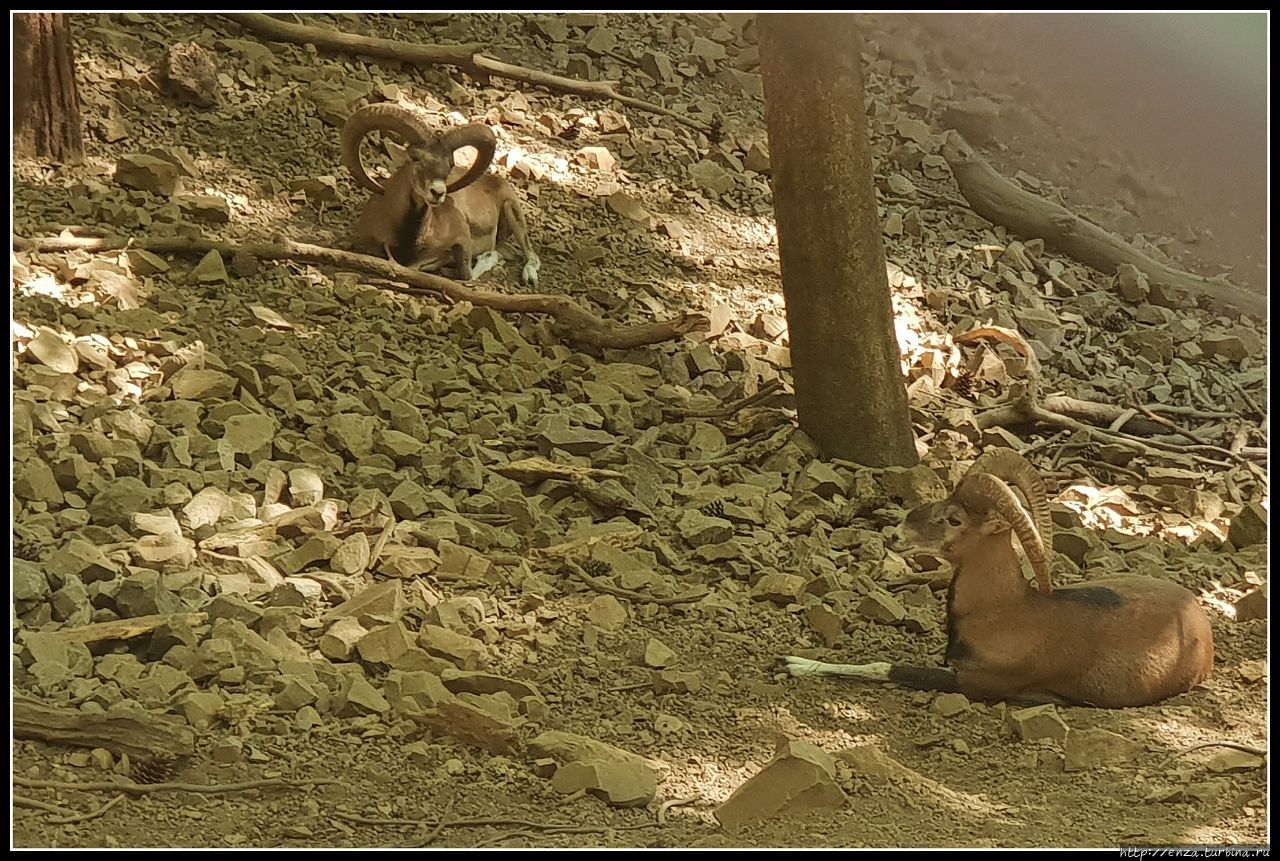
[759,14,917,466]
[13,13,84,163]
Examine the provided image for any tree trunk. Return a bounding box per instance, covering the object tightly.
[759,14,917,466]
[13,13,84,163]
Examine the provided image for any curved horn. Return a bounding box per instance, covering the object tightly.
[341,103,437,194]
[439,123,497,192]
[965,449,1053,561]
[954,472,1053,594]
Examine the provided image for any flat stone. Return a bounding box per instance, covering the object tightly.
[418,624,488,670]
[715,739,847,831]
[857,589,907,624]
[1233,585,1266,622]
[114,153,179,195]
[642,637,676,668]
[169,368,235,399]
[189,249,229,284]
[413,697,522,753]
[751,573,806,605]
[932,692,970,718]
[1007,704,1068,743]
[688,159,735,195]
[87,477,152,528]
[550,759,657,807]
[1063,728,1142,771]
[528,729,668,772]
[356,621,417,665]
[587,594,628,632]
[1228,502,1267,549]
[337,672,390,717]
[652,669,703,695]
[577,146,617,171]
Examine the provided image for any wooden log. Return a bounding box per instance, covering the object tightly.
[14,695,196,758]
[943,132,1264,319]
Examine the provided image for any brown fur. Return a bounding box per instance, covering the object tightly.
[903,496,1214,708]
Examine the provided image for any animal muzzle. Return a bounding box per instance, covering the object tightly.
[424,181,447,205]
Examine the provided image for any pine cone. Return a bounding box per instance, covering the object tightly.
[700,499,726,518]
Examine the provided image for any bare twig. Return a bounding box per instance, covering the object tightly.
[1219,371,1265,421]
[48,793,128,825]
[1161,741,1268,768]
[656,795,700,826]
[14,795,78,817]
[333,810,656,838]
[228,13,712,131]
[13,234,708,349]
[564,560,706,607]
[12,776,337,795]
[665,379,786,420]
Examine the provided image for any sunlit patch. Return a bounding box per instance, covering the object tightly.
[1056,482,1230,545]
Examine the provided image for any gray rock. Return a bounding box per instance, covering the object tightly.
[88,477,152,528]
[114,154,179,196]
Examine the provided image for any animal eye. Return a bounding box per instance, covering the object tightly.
[946,514,964,527]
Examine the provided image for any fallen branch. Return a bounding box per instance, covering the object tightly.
[49,793,128,825]
[979,394,1187,437]
[14,796,78,817]
[229,13,712,132]
[13,234,708,349]
[49,612,208,645]
[14,694,195,759]
[656,795,700,826]
[665,379,786,420]
[494,457,629,485]
[332,810,657,840]
[12,775,337,795]
[942,132,1264,319]
[974,394,1234,468]
[564,560,707,607]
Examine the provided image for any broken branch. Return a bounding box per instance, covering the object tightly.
[943,132,1264,318]
[13,234,709,349]
[229,13,711,132]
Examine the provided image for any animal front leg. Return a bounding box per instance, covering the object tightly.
[500,199,540,287]
[780,656,961,692]
[470,250,502,279]
[451,243,473,281]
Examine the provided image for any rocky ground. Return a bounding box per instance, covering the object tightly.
[11,13,1268,848]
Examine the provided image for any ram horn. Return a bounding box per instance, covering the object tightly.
[341,103,437,194]
[954,471,1053,595]
[439,123,497,193]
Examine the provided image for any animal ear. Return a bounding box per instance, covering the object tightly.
[975,513,1006,535]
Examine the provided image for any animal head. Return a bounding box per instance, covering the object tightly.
[894,449,1053,593]
[898,497,1006,560]
[341,103,496,206]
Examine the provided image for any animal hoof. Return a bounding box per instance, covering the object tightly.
[471,251,501,280]
[520,253,541,287]
[778,655,821,677]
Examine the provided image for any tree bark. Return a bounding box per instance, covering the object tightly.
[13,13,84,163]
[759,15,917,466]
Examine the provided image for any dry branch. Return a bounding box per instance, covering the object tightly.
[974,394,1241,468]
[13,774,336,795]
[229,13,711,132]
[564,560,707,607]
[14,694,196,759]
[942,132,1264,319]
[13,234,708,349]
[49,612,208,645]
